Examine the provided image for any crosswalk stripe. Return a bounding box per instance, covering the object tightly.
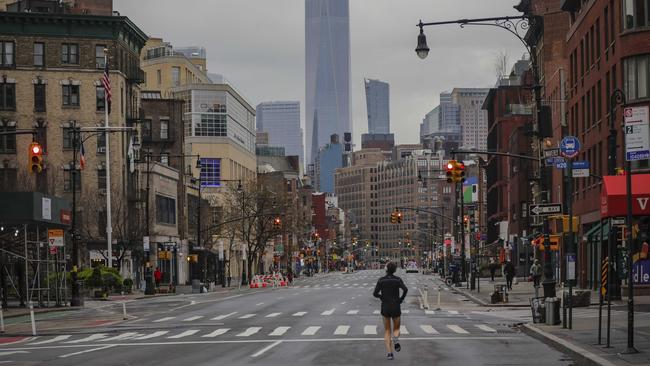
[447,325,469,334]
[402,310,410,314]
[183,315,204,322]
[153,316,175,323]
[334,325,350,335]
[420,325,439,334]
[425,310,435,315]
[292,312,307,317]
[265,312,282,318]
[302,326,321,336]
[237,327,262,337]
[212,312,237,320]
[30,335,71,345]
[168,330,199,339]
[475,324,497,333]
[66,334,108,343]
[373,310,380,315]
[100,332,140,342]
[346,310,359,315]
[202,329,230,338]
[399,325,409,335]
[321,309,335,316]
[269,326,291,336]
[238,314,256,319]
[133,331,169,340]
[447,310,459,315]
[364,325,377,335]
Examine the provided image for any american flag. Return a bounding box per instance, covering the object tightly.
[79,142,86,170]
[101,59,111,112]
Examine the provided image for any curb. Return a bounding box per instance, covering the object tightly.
[2,306,78,319]
[451,286,530,308]
[521,323,619,366]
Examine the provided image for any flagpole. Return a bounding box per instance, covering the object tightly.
[104,49,112,268]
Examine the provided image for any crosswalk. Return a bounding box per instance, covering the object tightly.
[21,323,500,347]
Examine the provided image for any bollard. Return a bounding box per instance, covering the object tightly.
[437,286,441,308]
[0,308,4,333]
[121,292,128,320]
[29,302,36,336]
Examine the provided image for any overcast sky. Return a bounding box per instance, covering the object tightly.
[115,0,527,147]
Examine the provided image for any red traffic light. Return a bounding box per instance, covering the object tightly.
[28,142,44,174]
[31,145,41,154]
[446,161,454,170]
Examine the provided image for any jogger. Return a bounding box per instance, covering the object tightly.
[373,262,408,360]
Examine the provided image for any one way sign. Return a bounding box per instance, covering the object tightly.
[529,203,562,216]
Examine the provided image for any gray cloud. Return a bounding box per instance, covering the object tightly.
[115,0,526,147]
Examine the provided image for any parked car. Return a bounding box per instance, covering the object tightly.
[405,263,419,273]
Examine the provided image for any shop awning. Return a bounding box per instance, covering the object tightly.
[585,221,609,242]
[600,174,650,218]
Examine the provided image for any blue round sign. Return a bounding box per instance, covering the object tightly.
[560,136,581,159]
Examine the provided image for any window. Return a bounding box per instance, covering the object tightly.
[160,153,169,165]
[96,87,105,111]
[142,119,152,140]
[0,41,14,67]
[34,83,46,112]
[195,114,227,136]
[0,81,15,110]
[160,119,169,139]
[624,0,649,29]
[95,45,105,69]
[34,121,47,153]
[0,125,16,153]
[624,54,650,101]
[62,127,74,149]
[200,158,221,187]
[33,42,44,66]
[97,169,106,190]
[171,66,180,86]
[64,169,81,192]
[156,70,161,85]
[156,195,176,224]
[62,85,80,106]
[61,43,79,64]
[97,133,106,154]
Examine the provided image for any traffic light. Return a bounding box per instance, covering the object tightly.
[29,142,43,173]
[273,217,282,230]
[396,211,403,224]
[453,161,466,183]
[446,160,455,183]
[463,215,469,230]
[390,211,397,224]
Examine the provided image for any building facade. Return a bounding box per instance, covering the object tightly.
[364,78,390,134]
[451,88,490,151]
[314,134,343,193]
[255,101,304,168]
[305,0,351,164]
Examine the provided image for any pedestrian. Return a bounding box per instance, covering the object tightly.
[489,258,497,282]
[504,260,515,290]
[530,259,542,287]
[287,267,294,286]
[153,267,162,288]
[373,262,408,360]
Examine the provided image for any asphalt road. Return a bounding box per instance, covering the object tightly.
[0,270,574,365]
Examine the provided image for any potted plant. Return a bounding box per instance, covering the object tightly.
[123,278,134,294]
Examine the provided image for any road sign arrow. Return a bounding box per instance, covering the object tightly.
[529,203,562,216]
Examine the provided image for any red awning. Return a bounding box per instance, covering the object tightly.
[601,174,650,218]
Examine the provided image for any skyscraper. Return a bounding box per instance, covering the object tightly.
[305,0,351,165]
[451,88,490,151]
[364,78,390,134]
[256,101,304,167]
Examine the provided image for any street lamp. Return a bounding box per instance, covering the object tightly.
[415,21,430,59]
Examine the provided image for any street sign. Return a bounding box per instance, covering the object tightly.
[545,157,565,167]
[567,254,576,281]
[572,161,590,169]
[529,203,562,216]
[612,217,626,226]
[143,236,150,252]
[571,160,590,177]
[47,229,64,247]
[560,136,581,159]
[543,148,561,158]
[555,159,567,169]
[624,106,650,161]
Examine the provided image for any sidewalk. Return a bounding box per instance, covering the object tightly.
[452,276,545,307]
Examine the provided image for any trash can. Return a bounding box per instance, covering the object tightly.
[545,297,561,325]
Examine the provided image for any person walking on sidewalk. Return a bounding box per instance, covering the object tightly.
[373,262,408,360]
[504,260,515,290]
[530,259,543,287]
[153,267,162,288]
[489,258,497,282]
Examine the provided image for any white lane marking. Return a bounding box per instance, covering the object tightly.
[363,325,377,335]
[153,316,175,323]
[340,302,347,305]
[212,312,237,320]
[65,334,108,343]
[292,312,307,317]
[256,302,264,306]
[302,326,321,336]
[447,310,459,315]
[99,332,140,342]
[203,329,230,338]
[30,335,71,345]
[0,351,29,356]
[447,325,469,334]
[265,312,281,318]
[334,325,350,335]
[304,285,311,288]
[59,345,115,359]
[373,310,380,315]
[237,327,262,337]
[269,326,291,336]
[133,331,169,340]
[182,315,204,322]
[346,310,359,315]
[420,325,439,334]
[475,324,497,333]
[238,314,256,319]
[425,310,435,315]
[363,283,368,286]
[251,340,282,358]
[399,325,409,335]
[402,310,410,314]
[167,330,199,339]
[321,309,335,316]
